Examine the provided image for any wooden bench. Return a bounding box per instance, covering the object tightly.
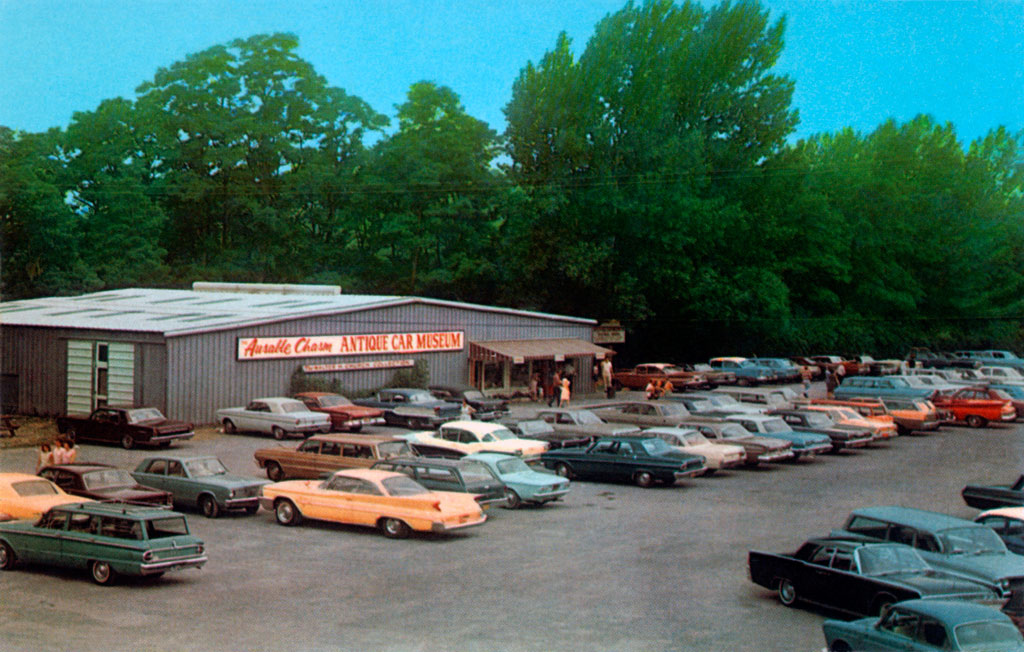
[0,415,18,438]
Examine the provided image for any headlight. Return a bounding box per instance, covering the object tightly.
[229,489,236,498]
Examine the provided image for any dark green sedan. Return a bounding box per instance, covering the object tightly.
[539,436,706,487]
[0,502,206,585]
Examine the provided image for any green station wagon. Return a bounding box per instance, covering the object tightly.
[0,502,207,585]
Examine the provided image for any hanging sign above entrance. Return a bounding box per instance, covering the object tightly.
[237,331,464,360]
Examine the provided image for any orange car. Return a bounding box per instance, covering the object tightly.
[931,387,1017,428]
[801,404,899,440]
[812,398,942,435]
[259,468,486,538]
[0,473,90,521]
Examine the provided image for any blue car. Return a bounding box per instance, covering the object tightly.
[823,599,1024,651]
[955,350,1024,372]
[464,452,570,509]
[723,414,833,459]
[834,376,935,401]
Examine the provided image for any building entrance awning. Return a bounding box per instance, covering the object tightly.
[469,338,616,364]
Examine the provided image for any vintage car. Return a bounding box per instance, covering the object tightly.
[55,406,195,450]
[499,418,592,449]
[708,357,775,386]
[854,355,902,376]
[767,408,875,451]
[679,418,795,466]
[722,414,833,459]
[834,376,936,402]
[748,536,1001,617]
[534,409,642,443]
[749,358,802,384]
[688,363,738,387]
[293,392,384,432]
[799,404,899,441]
[978,366,1024,385]
[812,397,943,435]
[789,356,825,380]
[399,421,547,460]
[931,387,1017,427]
[640,427,746,473]
[591,401,692,427]
[823,599,1024,652]
[217,397,330,439]
[610,363,708,392]
[954,350,1024,372]
[942,385,1024,420]
[962,474,1024,511]
[38,464,172,506]
[354,388,462,429]
[260,469,486,538]
[254,434,412,481]
[976,507,1024,556]
[427,384,509,420]
[371,456,507,508]
[0,473,89,521]
[835,505,1024,609]
[463,452,570,508]
[811,355,863,376]
[669,392,765,415]
[538,436,706,487]
[907,347,980,370]
[0,502,206,585]
[131,455,269,518]
[711,386,801,410]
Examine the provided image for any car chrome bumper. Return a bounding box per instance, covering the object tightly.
[140,555,208,574]
[150,432,195,443]
[431,514,487,532]
[674,468,706,480]
[755,450,795,463]
[224,496,260,508]
[528,486,571,501]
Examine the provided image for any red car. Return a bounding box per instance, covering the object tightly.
[294,392,385,432]
[931,386,1017,428]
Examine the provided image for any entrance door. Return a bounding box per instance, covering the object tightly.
[66,341,135,413]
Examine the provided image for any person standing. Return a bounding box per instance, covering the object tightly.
[600,358,614,397]
[559,377,571,407]
[528,373,540,402]
[548,370,561,407]
[825,367,838,398]
[36,442,54,472]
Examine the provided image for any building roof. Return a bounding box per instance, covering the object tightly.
[0,288,595,337]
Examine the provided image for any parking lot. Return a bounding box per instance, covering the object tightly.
[2,386,1023,651]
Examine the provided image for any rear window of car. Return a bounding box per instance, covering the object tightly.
[146,517,188,539]
[846,515,891,539]
[12,480,59,496]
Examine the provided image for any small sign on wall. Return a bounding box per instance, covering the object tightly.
[302,359,415,373]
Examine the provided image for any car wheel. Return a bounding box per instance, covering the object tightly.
[555,463,573,479]
[223,419,237,434]
[380,517,410,539]
[349,425,363,433]
[504,488,522,510]
[966,414,987,428]
[272,426,287,440]
[829,641,852,652]
[634,471,655,488]
[275,499,302,526]
[266,462,284,482]
[120,433,135,450]
[198,494,220,519]
[0,541,15,570]
[701,468,716,477]
[65,427,77,443]
[90,560,115,585]
[777,578,798,606]
[243,504,259,515]
[738,378,752,387]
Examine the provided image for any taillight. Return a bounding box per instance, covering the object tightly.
[143,551,153,562]
[432,501,442,512]
[434,406,441,415]
[196,544,204,554]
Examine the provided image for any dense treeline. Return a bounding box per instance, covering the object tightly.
[2,1,1022,362]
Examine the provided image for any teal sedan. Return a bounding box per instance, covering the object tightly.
[464,452,569,509]
[131,455,269,518]
[823,599,1024,651]
[0,502,206,585]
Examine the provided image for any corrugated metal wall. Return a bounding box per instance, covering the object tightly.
[167,303,594,424]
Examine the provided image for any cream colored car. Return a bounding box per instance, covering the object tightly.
[402,421,549,460]
[641,427,745,474]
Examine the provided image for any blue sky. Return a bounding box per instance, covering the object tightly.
[1,0,1021,145]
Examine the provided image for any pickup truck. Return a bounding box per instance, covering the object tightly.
[611,363,708,392]
[56,406,195,450]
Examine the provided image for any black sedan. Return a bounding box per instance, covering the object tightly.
[538,436,705,488]
[962,475,1024,510]
[38,463,173,506]
[748,537,1002,618]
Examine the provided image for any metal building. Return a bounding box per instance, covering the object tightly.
[0,284,614,423]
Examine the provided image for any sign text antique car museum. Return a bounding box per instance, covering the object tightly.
[238,331,465,360]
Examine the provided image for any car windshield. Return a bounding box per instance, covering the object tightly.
[760,418,792,434]
[938,527,1007,555]
[381,476,429,496]
[661,365,686,374]
[126,408,165,423]
[719,425,751,440]
[146,516,189,538]
[835,408,862,421]
[857,545,929,575]
[737,360,757,368]
[992,389,1013,400]
[688,399,715,411]
[496,458,532,475]
[484,427,516,441]
[377,441,410,458]
[316,395,354,407]
[572,411,604,425]
[12,480,59,496]
[459,462,497,485]
[405,392,434,404]
[517,421,553,436]
[279,400,308,413]
[803,413,834,427]
[640,438,673,455]
[681,432,708,446]
[185,458,227,477]
[82,469,135,489]
[953,621,1024,650]
[659,404,689,416]
[462,390,485,400]
[708,395,740,406]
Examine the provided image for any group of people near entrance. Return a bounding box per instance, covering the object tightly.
[36,437,78,472]
[644,378,674,400]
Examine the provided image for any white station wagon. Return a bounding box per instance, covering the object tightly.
[217,397,330,440]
